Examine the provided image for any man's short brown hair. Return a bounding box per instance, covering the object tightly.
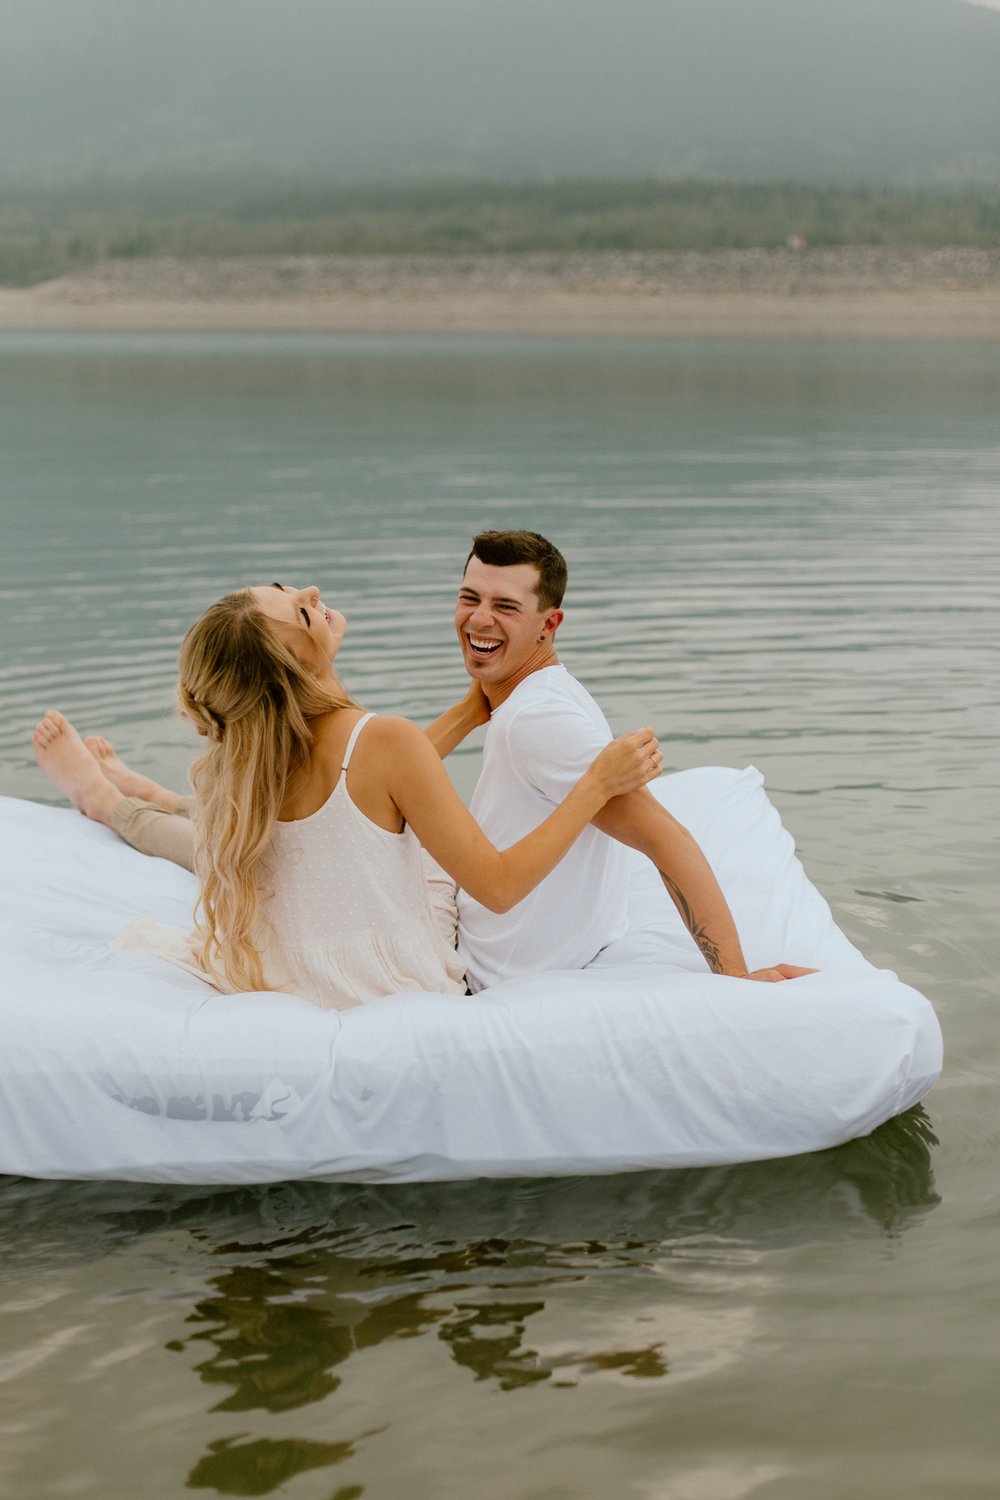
[466,530,568,611]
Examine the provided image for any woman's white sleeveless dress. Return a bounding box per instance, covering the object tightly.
[256,713,465,1009]
[113,712,465,1008]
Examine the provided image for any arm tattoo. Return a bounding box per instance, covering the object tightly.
[660,872,724,974]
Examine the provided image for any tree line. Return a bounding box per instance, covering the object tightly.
[2,178,998,286]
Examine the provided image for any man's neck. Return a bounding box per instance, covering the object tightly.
[484,651,561,712]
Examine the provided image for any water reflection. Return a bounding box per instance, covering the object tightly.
[187,1435,367,1497]
[0,1109,938,1495]
[176,1260,356,1413]
[0,1105,940,1278]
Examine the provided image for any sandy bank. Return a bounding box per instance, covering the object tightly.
[2,249,998,338]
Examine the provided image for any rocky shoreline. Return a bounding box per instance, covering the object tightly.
[1,248,998,337]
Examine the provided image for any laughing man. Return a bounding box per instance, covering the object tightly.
[449,529,809,991]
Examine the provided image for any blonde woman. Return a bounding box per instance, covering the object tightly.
[33,583,661,1009]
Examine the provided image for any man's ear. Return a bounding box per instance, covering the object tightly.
[544,608,565,638]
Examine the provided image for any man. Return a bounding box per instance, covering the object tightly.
[451,529,807,990]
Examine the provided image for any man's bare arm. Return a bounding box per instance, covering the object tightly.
[592,787,816,982]
[592,787,749,975]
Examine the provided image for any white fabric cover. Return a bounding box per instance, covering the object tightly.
[0,769,942,1184]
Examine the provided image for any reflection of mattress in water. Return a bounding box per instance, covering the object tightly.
[0,769,942,1185]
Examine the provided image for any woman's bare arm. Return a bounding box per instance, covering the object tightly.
[422,682,491,759]
[375,717,661,912]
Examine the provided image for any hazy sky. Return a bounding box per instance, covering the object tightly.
[0,0,997,189]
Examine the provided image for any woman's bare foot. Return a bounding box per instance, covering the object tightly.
[83,735,184,813]
[33,711,124,826]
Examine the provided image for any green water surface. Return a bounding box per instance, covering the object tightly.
[0,333,997,1499]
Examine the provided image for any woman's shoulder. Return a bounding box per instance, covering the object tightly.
[314,712,426,763]
[360,715,428,752]
[354,717,442,786]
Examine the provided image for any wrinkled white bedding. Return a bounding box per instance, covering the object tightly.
[0,768,942,1184]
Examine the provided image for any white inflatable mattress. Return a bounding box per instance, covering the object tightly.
[0,768,942,1184]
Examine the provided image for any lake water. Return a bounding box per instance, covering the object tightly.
[0,332,997,1499]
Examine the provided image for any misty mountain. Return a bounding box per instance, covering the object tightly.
[1,0,998,190]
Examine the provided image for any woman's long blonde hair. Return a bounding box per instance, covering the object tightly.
[178,589,355,992]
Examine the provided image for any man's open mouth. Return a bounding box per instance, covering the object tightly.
[468,635,503,658]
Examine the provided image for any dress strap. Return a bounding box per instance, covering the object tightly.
[341,712,377,772]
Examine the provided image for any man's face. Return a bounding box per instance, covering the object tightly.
[455,557,563,694]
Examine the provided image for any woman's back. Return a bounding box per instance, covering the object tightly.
[259,713,465,1010]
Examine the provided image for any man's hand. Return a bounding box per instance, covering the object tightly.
[744,964,818,982]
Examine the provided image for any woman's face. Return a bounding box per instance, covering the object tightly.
[250,583,346,667]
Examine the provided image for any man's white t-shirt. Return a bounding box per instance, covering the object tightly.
[457,665,631,992]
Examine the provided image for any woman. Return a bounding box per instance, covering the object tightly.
[34,582,661,1008]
